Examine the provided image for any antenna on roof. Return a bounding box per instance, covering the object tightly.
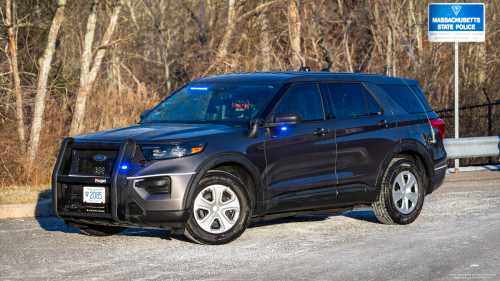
[321,68,330,72]
[354,70,360,73]
[298,66,311,72]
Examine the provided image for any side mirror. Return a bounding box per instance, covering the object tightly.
[140,109,153,119]
[275,110,302,125]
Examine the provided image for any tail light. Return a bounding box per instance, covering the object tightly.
[429,118,445,140]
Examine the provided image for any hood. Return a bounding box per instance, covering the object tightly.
[74,123,245,143]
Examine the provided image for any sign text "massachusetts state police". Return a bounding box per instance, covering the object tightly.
[428,3,485,42]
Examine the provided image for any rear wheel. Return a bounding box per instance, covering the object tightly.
[373,159,425,225]
[185,171,252,245]
[75,224,127,236]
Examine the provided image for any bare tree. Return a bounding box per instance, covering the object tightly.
[69,0,125,137]
[4,0,25,151]
[26,0,67,171]
[288,0,302,70]
[158,0,171,94]
[259,5,271,71]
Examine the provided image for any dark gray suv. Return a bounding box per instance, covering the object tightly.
[52,71,447,244]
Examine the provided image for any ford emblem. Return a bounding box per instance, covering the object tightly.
[94,154,107,161]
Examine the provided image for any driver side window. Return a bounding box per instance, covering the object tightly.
[272,84,325,122]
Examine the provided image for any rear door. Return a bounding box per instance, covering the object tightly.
[324,82,400,205]
[263,83,337,213]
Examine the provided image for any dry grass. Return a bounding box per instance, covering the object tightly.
[0,85,161,198]
[0,185,51,204]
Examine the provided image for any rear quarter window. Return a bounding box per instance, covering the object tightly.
[378,84,432,113]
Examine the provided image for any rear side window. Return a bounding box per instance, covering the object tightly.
[327,84,368,119]
[378,84,431,113]
[410,85,433,112]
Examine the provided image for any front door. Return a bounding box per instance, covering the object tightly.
[263,83,337,213]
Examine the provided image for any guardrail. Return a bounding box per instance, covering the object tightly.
[444,136,500,159]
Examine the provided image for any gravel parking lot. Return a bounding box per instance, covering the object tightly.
[1,171,499,280]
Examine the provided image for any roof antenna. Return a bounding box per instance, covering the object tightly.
[354,70,360,73]
[299,66,311,72]
[321,68,330,72]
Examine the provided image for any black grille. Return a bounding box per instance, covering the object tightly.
[128,146,157,176]
[70,150,118,176]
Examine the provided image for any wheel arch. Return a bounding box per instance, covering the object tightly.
[182,152,264,212]
[376,140,434,193]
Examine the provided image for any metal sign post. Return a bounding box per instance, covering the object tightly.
[454,42,459,173]
[428,3,485,173]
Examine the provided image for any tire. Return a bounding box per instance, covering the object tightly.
[185,171,252,245]
[372,159,425,225]
[75,224,127,236]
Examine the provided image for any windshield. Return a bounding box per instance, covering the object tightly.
[141,83,280,126]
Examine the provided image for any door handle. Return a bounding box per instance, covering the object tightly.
[378,120,390,128]
[313,128,330,135]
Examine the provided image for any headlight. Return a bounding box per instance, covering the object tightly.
[140,141,207,160]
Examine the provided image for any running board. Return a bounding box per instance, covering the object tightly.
[250,207,354,222]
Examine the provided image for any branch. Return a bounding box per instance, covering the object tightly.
[236,0,278,23]
[91,37,132,58]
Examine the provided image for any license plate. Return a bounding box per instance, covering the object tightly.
[83,187,105,204]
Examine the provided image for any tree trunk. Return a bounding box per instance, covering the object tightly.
[216,0,274,58]
[478,43,486,85]
[259,5,271,71]
[200,0,206,51]
[228,0,236,25]
[343,20,354,73]
[26,0,67,170]
[69,0,125,137]
[216,0,241,57]
[386,26,392,76]
[5,0,26,151]
[368,0,382,74]
[158,0,171,94]
[208,0,221,51]
[288,0,302,70]
[310,0,334,70]
[390,0,397,77]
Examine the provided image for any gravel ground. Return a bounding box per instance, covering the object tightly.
[1,171,499,280]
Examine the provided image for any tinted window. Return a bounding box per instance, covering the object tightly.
[378,84,430,113]
[273,84,324,122]
[142,83,278,124]
[362,86,383,115]
[327,84,369,119]
[410,85,433,112]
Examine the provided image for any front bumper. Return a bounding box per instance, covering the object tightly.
[52,138,192,229]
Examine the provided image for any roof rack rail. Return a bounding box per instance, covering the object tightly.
[298,67,311,72]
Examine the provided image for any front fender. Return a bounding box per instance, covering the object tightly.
[182,151,265,210]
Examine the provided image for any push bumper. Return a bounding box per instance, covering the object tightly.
[52,137,191,229]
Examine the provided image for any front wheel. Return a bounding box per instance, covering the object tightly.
[185,171,252,245]
[372,159,425,225]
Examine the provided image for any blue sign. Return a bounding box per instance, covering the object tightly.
[428,3,485,42]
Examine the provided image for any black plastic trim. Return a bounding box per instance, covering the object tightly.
[427,169,446,195]
[376,140,435,188]
[69,141,121,150]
